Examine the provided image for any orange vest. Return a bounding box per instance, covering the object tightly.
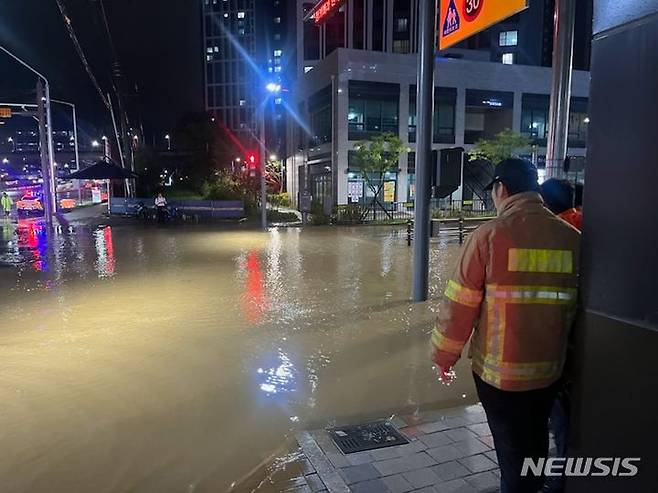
[558,208,583,231]
[431,193,581,391]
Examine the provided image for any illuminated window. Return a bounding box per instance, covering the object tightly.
[274,66,282,73]
[304,66,314,73]
[499,30,518,46]
[274,17,281,24]
[237,11,245,18]
[502,53,515,65]
[274,49,282,57]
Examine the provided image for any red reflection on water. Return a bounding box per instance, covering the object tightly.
[243,251,266,322]
[16,218,48,272]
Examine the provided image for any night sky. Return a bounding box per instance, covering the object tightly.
[0,0,203,141]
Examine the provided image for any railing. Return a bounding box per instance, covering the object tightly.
[109,198,245,219]
[334,199,496,225]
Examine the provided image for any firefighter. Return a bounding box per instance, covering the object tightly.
[540,178,583,231]
[431,158,580,493]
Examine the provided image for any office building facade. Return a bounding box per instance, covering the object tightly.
[286,1,592,209]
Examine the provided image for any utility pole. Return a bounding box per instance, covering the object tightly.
[37,80,55,224]
[546,0,576,178]
[412,0,436,302]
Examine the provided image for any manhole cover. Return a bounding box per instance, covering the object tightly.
[327,421,409,454]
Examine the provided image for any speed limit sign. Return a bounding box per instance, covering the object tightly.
[463,0,484,22]
[439,0,528,49]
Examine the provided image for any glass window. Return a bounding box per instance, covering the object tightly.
[395,18,409,32]
[348,100,365,131]
[499,30,518,46]
[502,53,515,65]
[393,40,410,53]
[237,11,245,18]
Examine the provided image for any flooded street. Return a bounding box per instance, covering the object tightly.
[0,218,475,492]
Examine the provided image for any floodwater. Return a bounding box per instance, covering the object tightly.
[0,216,476,492]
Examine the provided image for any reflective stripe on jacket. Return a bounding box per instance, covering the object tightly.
[431,192,580,392]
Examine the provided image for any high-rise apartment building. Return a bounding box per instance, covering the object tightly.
[202,0,293,161]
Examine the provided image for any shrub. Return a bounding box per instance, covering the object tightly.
[267,210,299,223]
[268,192,291,208]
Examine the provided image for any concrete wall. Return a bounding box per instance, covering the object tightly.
[567,3,658,491]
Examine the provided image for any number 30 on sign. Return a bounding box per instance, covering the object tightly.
[438,0,528,50]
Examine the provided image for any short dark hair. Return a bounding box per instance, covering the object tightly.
[540,179,574,214]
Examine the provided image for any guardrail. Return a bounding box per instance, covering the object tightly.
[110,198,245,219]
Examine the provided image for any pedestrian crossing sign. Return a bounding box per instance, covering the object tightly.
[438,0,529,50]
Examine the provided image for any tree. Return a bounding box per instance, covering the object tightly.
[353,132,405,218]
[468,129,531,164]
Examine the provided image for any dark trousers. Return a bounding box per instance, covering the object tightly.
[474,373,558,493]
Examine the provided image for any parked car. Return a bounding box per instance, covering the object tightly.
[16,193,44,216]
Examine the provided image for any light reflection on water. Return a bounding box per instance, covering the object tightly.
[0,221,472,492]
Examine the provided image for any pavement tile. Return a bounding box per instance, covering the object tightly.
[477,435,495,449]
[464,471,500,492]
[426,444,465,464]
[339,464,380,485]
[457,454,498,473]
[412,488,437,493]
[431,461,472,481]
[404,452,436,471]
[399,426,424,439]
[402,467,440,489]
[371,446,406,461]
[347,451,374,466]
[452,438,491,457]
[381,474,414,493]
[445,428,479,442]
[327,452,350,469]
[466,423,491,437]
[418,421,452,434]
[304,473,326,492]
[373,457,411,476]
[296,431,350,493]
[373,452,436,477]
[350,478,392,493]
[461,412,488,425]
[314,431,341,455]
[484,451,498,464]
[435,478,480,493]
[419,431,453,448]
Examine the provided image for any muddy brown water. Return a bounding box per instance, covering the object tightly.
[0,218,476,492]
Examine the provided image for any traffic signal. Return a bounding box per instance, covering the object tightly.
[246,152,258,177]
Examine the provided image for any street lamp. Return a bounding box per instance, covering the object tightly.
[92,140,100,148]
[259,82,283,229]
[0,44,56,222]
[165,134,171,150]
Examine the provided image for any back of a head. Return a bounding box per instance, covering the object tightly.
[491,158,540,196]
[540,179,574,215]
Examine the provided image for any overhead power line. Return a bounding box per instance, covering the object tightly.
[54,0,110,109]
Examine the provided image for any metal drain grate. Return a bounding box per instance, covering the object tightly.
[327,421,409,454]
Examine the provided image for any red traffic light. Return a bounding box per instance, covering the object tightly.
[246,152,258,169]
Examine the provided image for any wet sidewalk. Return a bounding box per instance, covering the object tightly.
[293,404,501,493]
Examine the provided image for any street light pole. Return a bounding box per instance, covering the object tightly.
[0,44,56,223]
[259,103,267,230]
[412,0,436,302]
[546,0,576,178]
[53,99,81,205]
